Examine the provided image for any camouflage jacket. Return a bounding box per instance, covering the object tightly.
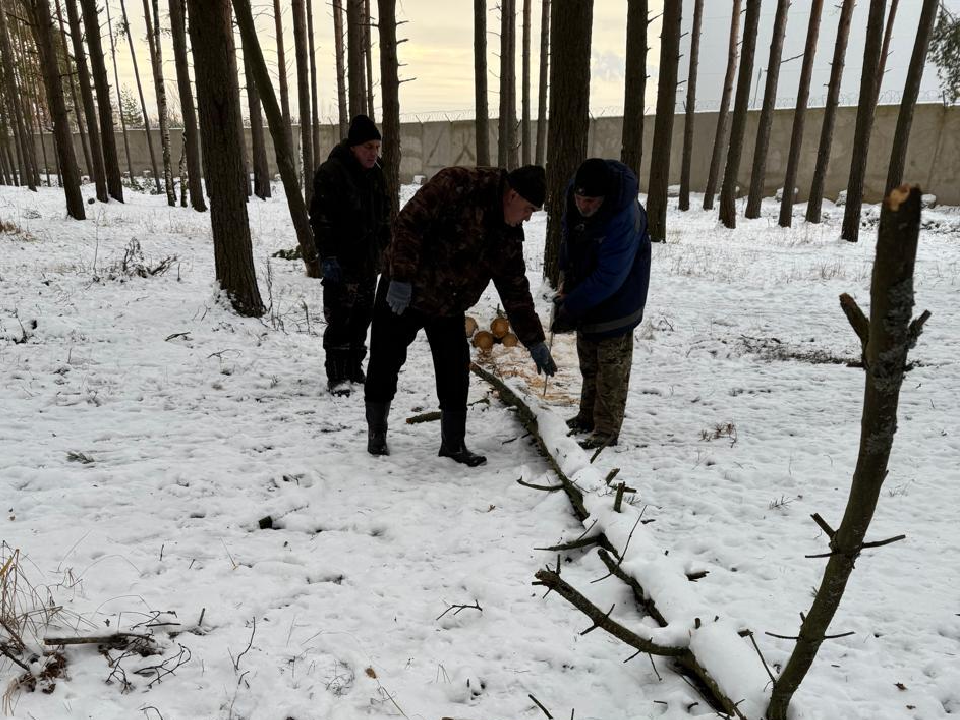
[385,167,545,348]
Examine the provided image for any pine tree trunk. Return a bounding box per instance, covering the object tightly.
[506,0,518,168]
[104,0,136,189]
[65,0,109,199]
[646,0,682,241]
[677,0,702,211]
[347,0,365,117]
[187,0,264,317]
[168,0,206,210]
[118,0,160,191]
[874,0,899,106]
[377,0,400,223]
[54,0,92,179]
[543,0,592,286]
[27,0,85,217]
[534,0,549,166]
[498,0,517,168]
[840,0,886,242]
[245,53,271,199]
[805,0,854,223]
[704,0,741,211]
[12,14,42,188]
[292,0,313,202]
[4,5,37,190]
[620,0,647,177]
[885,0,938,194]
[744,0,789,219]
[143,0,175,205]
[272,0,295,171]
[307,0,321,158]
[474,0,490,165]
[767,185,926,720]
[718,0,761,229]
[778,0,823,227]
[520,0,531,165]
[233,0,320,278]
[363,0,374,119]
[332,0,348,136]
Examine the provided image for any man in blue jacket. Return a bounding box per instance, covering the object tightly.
[552,158,651,450]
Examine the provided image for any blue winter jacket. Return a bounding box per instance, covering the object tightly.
[559,160,651,339]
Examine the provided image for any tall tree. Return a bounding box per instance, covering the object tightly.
[187,0,264,317]
[534,0,549,166]
[806,0,855,223]
[474,0,490,165]
[104,0,137,187]
[54,0,92,179]
[646,0,682,242]
[520,0,531,165]
[245,53,271,200]
[233,0,320,278]
[498,0,517,168]
[378,0,399,221]
[929,5,960,103]
[143,0,175,205]
[718,0,762,229]
[307,0,321,157]
[886,0,939,194]
[272,0,294,164]
[25,0,84,217]
[168,0,206,210]
[543,0,592,286]
[620,0,647,177]
[63,0,107,201]
[347,0,364,117]
[79,0,123,200]
[292,0,313,200]
[703,0,741,211]
[677,0,703,212]
[874,0,900,106]
[840,0,887,242]
[332,0,348,136]
[118,0,160,191]
[363,0,374,118]
[744,0,789,219]
[778,0,823,227]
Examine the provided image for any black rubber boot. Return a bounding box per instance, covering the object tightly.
[365,401,390,456]
[348,347,367,384]
[326,350,352,396]
[438,410,486,467]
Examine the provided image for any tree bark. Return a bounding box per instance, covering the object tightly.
[168,0,206,210]
[272,0,294,170]
[292,0,313,202]
[118,0,160,191]
[677,0,703,212]
[187,0,264,317]
[805,0,855,223]
[26,0,85,217]
[65,0,106,195]
[54,0,92,179]
[474,0,490,165]
[518,0,531,165]
[363,0,374,119]
[874,0,900,107]
[840,0,887,242]
[347,0,365,117]
[646,0,682,242]
[3,0,38,191]
[620,0,647,177]
[498,0,516,168]
[767,186,926,720]
[307,0,321,157]
[778,0,823,227]
[744,0,789,219]
[245,53,271,200]
[704,0,741,211]
[377,0,399,223]
[885,0,937,194]
[104,0,136,190]
[718,0,761,229]
[534,0,549,166]
[232,0,320,279]
[143,0,176,205]
[332,0,348,136]
[543,0,592,287]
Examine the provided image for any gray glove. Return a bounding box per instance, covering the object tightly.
[386,280,412,314]
[529,341,557,377]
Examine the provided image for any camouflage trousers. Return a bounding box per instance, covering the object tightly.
[576,331,633,439]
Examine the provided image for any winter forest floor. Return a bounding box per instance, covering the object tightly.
[1,181,959,720]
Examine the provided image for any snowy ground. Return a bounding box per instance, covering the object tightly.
[1,181,958,720]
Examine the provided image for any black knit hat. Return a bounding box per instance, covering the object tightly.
[347,114,382,146]
[507,165,546,208]
[574,158,612,197]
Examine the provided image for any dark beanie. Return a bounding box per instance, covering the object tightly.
[574,158,612,197]
[347,114,382,146]
[507,165,546,208]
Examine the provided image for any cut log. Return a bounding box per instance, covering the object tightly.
[465,315,478,338]
[490,317,511,339]
[473,330,495,351]
[501,332,519,347]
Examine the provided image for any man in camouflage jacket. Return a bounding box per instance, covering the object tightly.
[364,165,558,465]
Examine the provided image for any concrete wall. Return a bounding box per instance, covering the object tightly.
[24,104,959,205]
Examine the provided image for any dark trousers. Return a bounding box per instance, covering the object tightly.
[323,273,376,379]
[364,277,469,410]
[577,331,633,438]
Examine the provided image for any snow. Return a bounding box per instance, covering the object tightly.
[1,182,959,720]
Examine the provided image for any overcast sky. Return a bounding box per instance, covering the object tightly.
[110,0,960,125]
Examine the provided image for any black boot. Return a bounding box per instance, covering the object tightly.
[438,410,486,467]
[348,346,367,384]
[365,400,390,456]
[326,350,352,396]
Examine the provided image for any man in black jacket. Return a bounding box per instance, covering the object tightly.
[309,115,391,396]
